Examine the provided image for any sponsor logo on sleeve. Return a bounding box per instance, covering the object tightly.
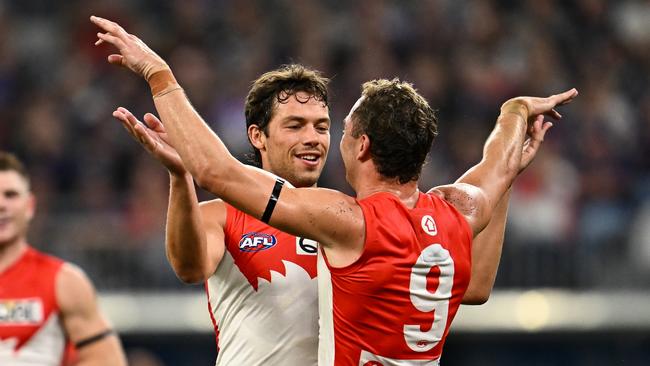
[0,299,43,325]
[296,237,318,255]
[239,232,277,252]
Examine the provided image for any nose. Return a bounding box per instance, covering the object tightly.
[302,125,320,147]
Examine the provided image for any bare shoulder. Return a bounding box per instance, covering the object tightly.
[199,198,227,227]
[428,183,487,234]
[199,197,226,212]
[55,263,97,314]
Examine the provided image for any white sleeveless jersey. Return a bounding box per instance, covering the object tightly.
[205,205,319,366]
[0,314,66,365]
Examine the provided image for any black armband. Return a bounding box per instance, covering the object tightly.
[261,178,285,223]
[75,329,115,349]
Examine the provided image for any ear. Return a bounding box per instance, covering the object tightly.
[357,134,371,161]
[247,124,266,151]
[25,193,36,222]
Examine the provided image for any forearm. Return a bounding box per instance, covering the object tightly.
[166,172,210,283]
[149,70,240,193]
[481,104,528,182]
[488,103,529,176]
[462,188,511,305]
[148,70,282,221]
[457,103,528,224]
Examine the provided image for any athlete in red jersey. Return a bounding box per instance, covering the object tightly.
[94,16,577,365]
[318,192,472,365]
[0,152,127,365]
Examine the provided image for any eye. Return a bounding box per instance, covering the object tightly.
[316,124,330,133]
[4,191,19,199]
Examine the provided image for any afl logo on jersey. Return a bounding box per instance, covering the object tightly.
[239,232,277,252]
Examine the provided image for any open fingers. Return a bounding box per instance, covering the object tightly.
[521,122,550,163]
[113,108,161,150]
[551,88,578,106]
[91,16,129,39]
[96,32,126,51]
[113,111,139,143]
[115,112,156,150]
[107,54,124,66]
[532,121,553,141]
[543,108,562,120]
[132,123,159,151]
[112,109,139,137]
[92,16,133,52]
[143,113,164,132]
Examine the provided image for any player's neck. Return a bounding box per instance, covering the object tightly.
[0,239,28,274]
[355,174,420,208]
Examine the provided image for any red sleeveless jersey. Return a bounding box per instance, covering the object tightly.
[318,192,472,366]
[0,246,70,365]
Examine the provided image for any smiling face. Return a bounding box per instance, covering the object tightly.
[0,170,34,249]
[250,91,331,188]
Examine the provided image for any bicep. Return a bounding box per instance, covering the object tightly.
[199,200,227,275]
[454,159,512,225]
[56,264,126,364]
[269,187,364,248]
[57,264,108,342]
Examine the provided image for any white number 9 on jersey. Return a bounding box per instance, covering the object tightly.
[404,243,454,352]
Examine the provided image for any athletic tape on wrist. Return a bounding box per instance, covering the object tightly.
[149,69,182,97]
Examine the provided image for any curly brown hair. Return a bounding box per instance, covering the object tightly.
[351,78,438,184]
[244,64,330,166]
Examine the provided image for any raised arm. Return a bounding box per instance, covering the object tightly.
[440,90,577,237]
[93,16,364,248]
[112,108,224,283]
[459,117,553,304]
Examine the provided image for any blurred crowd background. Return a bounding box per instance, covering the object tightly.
[3,0,650,364]
[1,0,649,294]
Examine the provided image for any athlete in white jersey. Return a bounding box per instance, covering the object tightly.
[112,65,331,365]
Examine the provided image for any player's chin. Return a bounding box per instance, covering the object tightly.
[294,170,321,187]
[0,232,17,246]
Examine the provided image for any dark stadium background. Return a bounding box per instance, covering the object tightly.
[1,0,649,365]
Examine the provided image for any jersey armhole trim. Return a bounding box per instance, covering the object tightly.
[322,197,371,276]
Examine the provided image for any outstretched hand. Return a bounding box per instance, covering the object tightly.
[519,115,553,172]
[112,107,186,175]
[91,16,168,81]
[502,88,578,121]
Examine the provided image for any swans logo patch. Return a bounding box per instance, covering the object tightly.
[239,232,277,252]
[421,215,438,236]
